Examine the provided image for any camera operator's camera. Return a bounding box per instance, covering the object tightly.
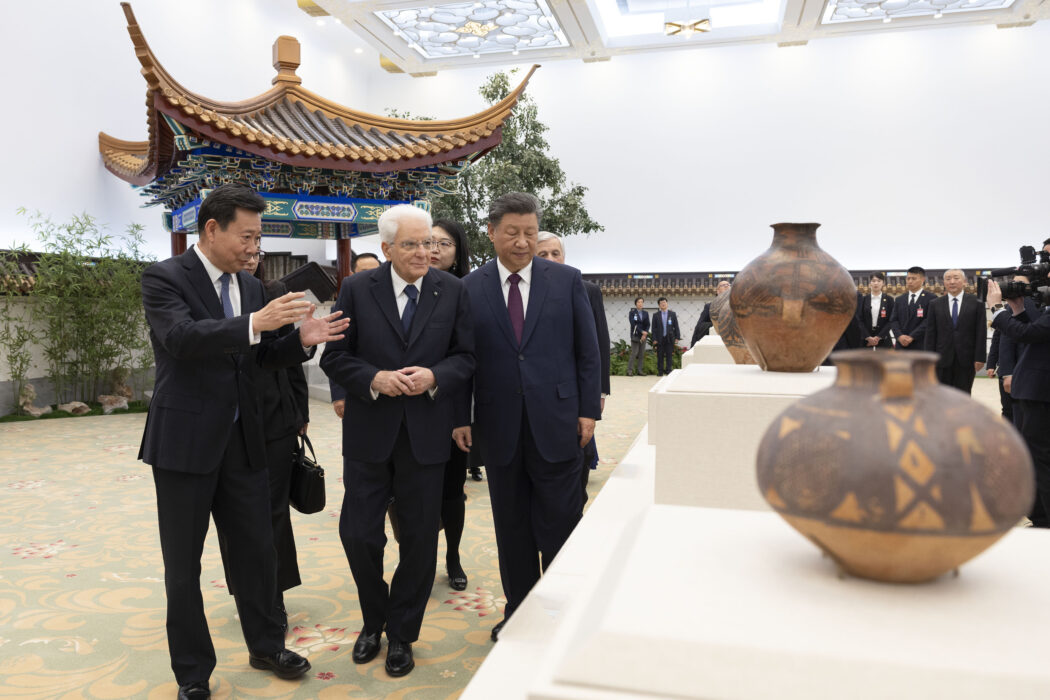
[981,246,1050,307]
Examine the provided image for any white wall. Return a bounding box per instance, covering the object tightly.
[364,23,1050,273]
[2,3,1048,273]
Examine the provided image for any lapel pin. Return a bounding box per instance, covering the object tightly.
[434,291,438,296]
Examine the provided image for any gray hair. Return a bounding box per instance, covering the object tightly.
[537,230,564,255]
[378,204,433,245]
[488,192,542,227]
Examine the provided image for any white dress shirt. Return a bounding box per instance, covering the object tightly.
[390,265,424,317]
[869,293,882,329]
[496,257,532,317]
[947,292,964,319]
[193,244,259,345]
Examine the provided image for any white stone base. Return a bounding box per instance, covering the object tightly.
[682,334,732,367]
[649,363,836,510]
[532,506,1050,700]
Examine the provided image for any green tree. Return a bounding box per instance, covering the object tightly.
[395,69,603,267]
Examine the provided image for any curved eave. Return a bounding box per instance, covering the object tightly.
[98,132,153,186]
[118,2,536,138]
[155,96,504,173]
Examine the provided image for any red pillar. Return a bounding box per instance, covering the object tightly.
[171,232,187,257]
[336,238,352,285]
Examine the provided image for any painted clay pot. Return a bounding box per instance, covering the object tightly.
[730,223,856,372]
[709,292,756,365]
[757,350,1034,583]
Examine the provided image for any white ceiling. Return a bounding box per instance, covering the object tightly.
[306,0,1048,74]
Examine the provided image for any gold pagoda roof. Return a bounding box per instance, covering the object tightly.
[99,3,537,184]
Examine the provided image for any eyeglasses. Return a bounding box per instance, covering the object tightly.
[431,239,455,249]
[249,251,266,260]
[396,239,438,252]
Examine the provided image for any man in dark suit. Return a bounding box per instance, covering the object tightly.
[536,231,610,509]
[139,184,348,699]
[861,272,895,349]
[627,297,649,376]
[987,280,1050,528]
[924,268,987,393]
[987,275,1035,422]
[890,266,936,350]
[651,296,681,376]
[320,205,474,677]
[453,192,600,642]
[690,279,730,347]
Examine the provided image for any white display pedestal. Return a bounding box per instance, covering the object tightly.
[649,363,836,510]
[530,507,1050,700]
[682,334,732,367]
[463,424,1050,700]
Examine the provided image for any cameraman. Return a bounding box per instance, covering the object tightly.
[987,279,1050,528]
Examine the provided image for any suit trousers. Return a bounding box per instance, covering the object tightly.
[486,408,583,619]
[1012,400,1050,528]
[218,432,302,603]
[339,422,443,642]
[935,360,976,394]
[656,340,674,375]
[627,339,646,375]
[999,376,1014,423]
[151,424,284,684]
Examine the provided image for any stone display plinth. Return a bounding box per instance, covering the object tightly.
[648,363,835,510]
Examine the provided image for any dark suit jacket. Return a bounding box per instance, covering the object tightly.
[629,308,650,340]
[259,280,309,441]
[651,309,681,345]
[861,293,895,347]
[584,280,611,396]
[924,293,987,369]
[890,289,936,348]
[691,302,713,347]
[138,248,311,475]
[320,262,474,466]
[991,305,1050,402]
[996,298,1039,376]
[458,257,600,466]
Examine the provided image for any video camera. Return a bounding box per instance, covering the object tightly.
[978,246,1050,306]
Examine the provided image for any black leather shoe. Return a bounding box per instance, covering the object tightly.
[490,619,506,642]
[469,467,483,482]
[248,649,311,680]
[352,629,382,664]
[447,563,468,591]
[177,680,210,699]
[385,641,414,677]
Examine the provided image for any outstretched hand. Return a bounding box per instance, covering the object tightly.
[299,306,349,347]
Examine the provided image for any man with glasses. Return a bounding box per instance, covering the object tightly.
[320,204,474,677]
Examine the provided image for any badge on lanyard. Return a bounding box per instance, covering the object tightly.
[880,308,887,318]
[916,307,924,318]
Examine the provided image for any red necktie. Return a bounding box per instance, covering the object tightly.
[508,273,524,345]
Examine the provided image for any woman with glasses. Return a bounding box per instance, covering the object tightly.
[428,219,479,591]
[219,249,309,629]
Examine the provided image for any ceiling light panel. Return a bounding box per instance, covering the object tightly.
[374,1,569,59]
[822,0,1015,24]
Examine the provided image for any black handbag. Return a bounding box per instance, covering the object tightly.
[289,434,326,514]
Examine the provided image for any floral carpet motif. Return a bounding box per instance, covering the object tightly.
[0,376,655,699]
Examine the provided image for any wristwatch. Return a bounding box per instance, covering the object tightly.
[990,303,1005,312]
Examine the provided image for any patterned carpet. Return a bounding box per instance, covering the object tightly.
[0,375,658,699]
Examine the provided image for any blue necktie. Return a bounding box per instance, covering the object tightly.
[219,273,239,421]
[951,297,958,328]
[402,284,418,335]
[219,272,235,319]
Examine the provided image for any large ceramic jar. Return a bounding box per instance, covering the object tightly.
[730,222,856,372]
[709,292,755,365]
[756,350,1034,583]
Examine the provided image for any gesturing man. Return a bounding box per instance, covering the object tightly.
[454,192,600,642]
[139,184,348,700]
[320,204,474,677]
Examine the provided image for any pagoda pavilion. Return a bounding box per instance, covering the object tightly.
[99,3,536,281]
